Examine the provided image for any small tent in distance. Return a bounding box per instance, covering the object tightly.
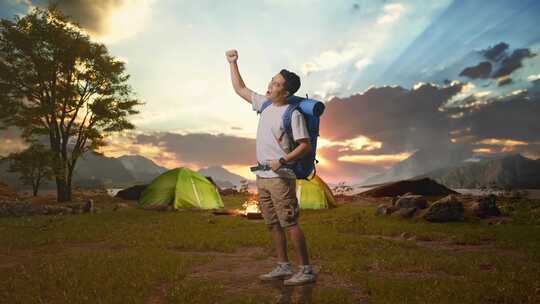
[138,168,224,209]
[297,175,335,209]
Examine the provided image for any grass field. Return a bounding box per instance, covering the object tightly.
[1,192,539,303]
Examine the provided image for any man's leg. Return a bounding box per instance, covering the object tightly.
[286,224,309,266]
[258,177,293,281]
[270,178,315,285]
[269,223,289,263]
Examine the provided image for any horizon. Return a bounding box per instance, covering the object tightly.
[1,0,540,184]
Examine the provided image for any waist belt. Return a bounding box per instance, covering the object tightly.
[249,162,294,172]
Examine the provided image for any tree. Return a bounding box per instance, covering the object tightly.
[3,144,54,196]
[0,7,142,202]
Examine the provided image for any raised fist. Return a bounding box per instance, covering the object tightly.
[226,49,238,63]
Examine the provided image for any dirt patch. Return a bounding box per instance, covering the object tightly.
[167,246,370,303]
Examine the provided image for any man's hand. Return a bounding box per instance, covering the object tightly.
[268,159,282,172]
[226,49,238,63]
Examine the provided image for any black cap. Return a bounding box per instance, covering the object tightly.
[279,69,301,97]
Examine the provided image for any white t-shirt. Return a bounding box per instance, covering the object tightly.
[252,91,310,179]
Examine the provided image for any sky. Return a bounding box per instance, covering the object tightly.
[1,0,540,184]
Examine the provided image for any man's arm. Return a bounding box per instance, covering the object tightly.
[268,139,312,171]
[284,139,312,162]
[226,49,252,103]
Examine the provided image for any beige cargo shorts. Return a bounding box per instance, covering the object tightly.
[256,176,300,228]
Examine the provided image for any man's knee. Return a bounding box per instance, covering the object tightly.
[267,222,283,231]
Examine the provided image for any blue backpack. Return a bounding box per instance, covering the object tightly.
[259,95,325,179]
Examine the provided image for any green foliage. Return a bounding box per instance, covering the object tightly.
[0,6,142,201]
[3,143,54,195]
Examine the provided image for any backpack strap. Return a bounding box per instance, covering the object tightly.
[257,100,272,114]
[282,103,300,150]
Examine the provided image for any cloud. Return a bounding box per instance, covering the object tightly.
[28,0,155,43]
[377,3,405,25]
[134,132,256,167]
[497,76,512,87]
[337,152,413,165]
[482,42,509,61]
[313,81,342,100]
[0,127,27,157]
[527,74,540,82]
[354,58,372,71]
[459,61,492,79]
[492,48,536,78]
[457,93,540,143]
[301,44,364,75]
[458,43,535,82]
[320,82,464,152]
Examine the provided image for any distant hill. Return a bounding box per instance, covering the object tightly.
[117,155,168,182]
[362,146,472,186]
[0,152,168,190]
[197,166,250,189]
[419,154,540,189]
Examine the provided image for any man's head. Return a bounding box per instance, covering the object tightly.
[265,69,301,101]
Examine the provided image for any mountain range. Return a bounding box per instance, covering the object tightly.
[361,146,472,186]
[362,152,540,190]
[419,154,540,189]
[0,152,251,191]
[0,152,168,190]
[197,166,249,189]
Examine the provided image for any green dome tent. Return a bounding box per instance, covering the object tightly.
[296,175,335,209]
[138,168,224,209]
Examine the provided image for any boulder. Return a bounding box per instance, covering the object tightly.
[395,195,428,209]
[115,185,147,200]
[375,204,398,216]
[471,195,500,218]
[423,195,464,222]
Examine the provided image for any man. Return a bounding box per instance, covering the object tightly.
[226,49,316,285]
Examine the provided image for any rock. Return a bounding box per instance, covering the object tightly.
[471,195,501,218]
[375,204,398,216]
[115,185,148,200]
[423,195,464,222]
[83,199,94,213]
[395,195,428,209]
[44,205,72,215]
[391,207,418,219]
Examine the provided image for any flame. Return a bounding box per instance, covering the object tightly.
[239,193,261,216]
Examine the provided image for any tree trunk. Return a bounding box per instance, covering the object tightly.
[56,177,71,202]
[33,176,41,197]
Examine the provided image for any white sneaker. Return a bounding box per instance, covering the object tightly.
[259,262,294,281]
[283,265,316,286]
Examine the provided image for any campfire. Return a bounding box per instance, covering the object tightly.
[213,193,263,219]
[239,194,263,219]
